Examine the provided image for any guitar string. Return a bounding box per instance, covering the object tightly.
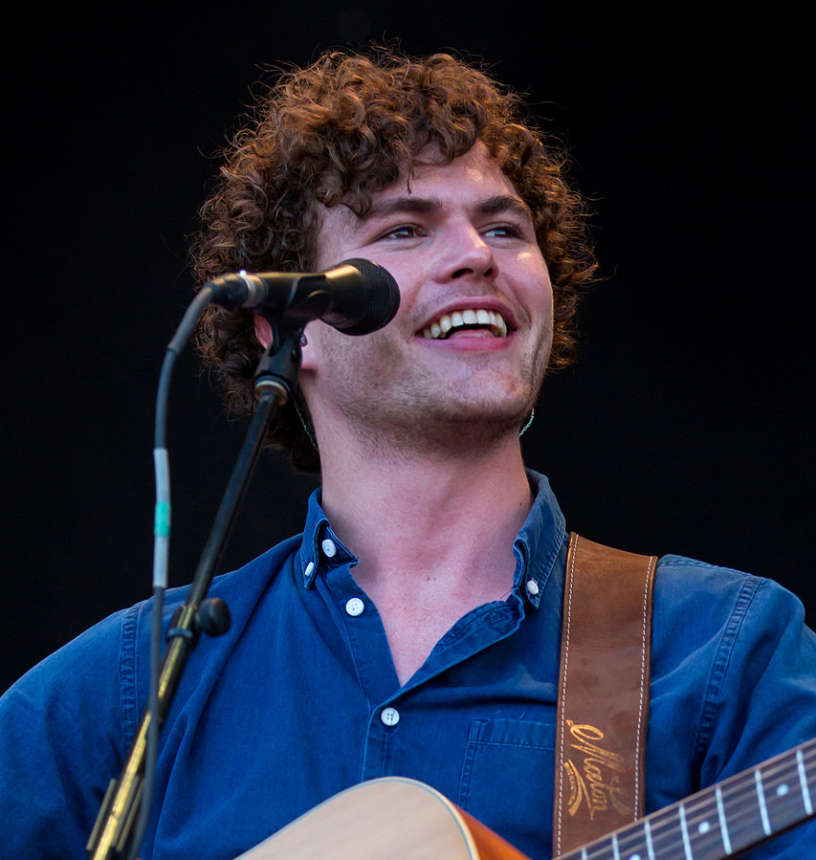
[527,745,815,860]
[647,782,809,859]
[575,745,815,860]
[641,799,804,860]
[697,751,816,851]
[633,748,815,858]
[612,749,815,860]
[579,784,812,860]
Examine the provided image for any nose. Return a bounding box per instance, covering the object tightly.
[433,221,497,284]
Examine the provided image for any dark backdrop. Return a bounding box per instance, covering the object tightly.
[4,3,813,692]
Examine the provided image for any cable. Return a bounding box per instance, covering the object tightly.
[125,286,213,860]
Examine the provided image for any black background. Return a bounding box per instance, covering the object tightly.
[4,3,813,693]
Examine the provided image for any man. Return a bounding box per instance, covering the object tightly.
[2,49,814,859]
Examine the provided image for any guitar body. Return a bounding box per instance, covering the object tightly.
[236,777,530,860]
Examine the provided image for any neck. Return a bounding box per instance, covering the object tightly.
[312,415,535,684]
[318,430,532,599]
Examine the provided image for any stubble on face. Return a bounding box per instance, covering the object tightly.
[311,325,548,463]
[301,146,553,464]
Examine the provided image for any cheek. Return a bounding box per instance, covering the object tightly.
[305,324,406,385]
[515,253,552,309]
[538,270,554,319]
[526,279,554,326]
[301,322,383,373]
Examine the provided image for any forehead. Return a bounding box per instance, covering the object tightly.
[398,143,518,198]
[315,145,524,250]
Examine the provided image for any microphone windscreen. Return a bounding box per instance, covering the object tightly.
[328,258,400,335]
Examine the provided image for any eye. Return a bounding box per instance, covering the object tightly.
[484,223,524,240]
[379,224,423,240]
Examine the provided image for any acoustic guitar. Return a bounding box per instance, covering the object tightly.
[237,736,814,860]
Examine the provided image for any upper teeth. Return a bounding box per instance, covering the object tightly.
[421,309,509,339]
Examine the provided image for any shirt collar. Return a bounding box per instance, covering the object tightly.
[296,489,356,589]
[295,469,567,606]
[513,469,567,607]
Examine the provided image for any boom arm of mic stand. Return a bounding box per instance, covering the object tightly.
[87,329,303,860]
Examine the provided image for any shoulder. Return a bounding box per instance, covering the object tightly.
[0,533,305,854]
[652,552,810,642]
[650,553,815,770]
[651,552,814,679]
[157,534,304,623]
[2,534,303,714]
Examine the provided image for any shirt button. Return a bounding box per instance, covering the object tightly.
[526,579,540,596]
[321,538,337,558]
[303,561,314,581]
[380,707,400,727]
[345,597,365,616]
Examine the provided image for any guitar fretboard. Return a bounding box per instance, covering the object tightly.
[558,738,816,860]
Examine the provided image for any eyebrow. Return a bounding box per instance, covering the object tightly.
[477,195,533,220]
[361,194,533,222]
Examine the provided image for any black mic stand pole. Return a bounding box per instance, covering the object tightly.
[87,324,303,860]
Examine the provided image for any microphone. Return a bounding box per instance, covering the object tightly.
[206,258,400,335]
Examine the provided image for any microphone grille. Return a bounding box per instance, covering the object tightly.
[335,258,400,336]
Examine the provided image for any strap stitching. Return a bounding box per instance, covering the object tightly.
[635,555,657,819]
[555,533,578,856]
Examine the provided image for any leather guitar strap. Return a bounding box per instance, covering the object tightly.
[552,533,657,857]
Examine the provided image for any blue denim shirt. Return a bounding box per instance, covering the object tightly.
[2,472,814,859]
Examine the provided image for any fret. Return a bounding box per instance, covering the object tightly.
[718,762,776,855]
[678,789,738,860]
[755,769,771,836]
[644,816,655,860]
[797,748,813,816]
[559,822,652,860]
[634,805,685,860]
[715,786,732,855]
[760,747,814,834]
[678,804,692,860]
[592,827,651,860]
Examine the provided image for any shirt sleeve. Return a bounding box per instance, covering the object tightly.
[698,576,816,858]
[0,608,133,859]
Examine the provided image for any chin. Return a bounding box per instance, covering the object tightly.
[433,397,533,431]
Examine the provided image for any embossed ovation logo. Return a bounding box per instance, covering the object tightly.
[562,721,632,820]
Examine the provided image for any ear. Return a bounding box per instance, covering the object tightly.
[299,322,318,371]
[254,314,318,370]
[253,314,273,349]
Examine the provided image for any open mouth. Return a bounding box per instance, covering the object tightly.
[420,309,509,340]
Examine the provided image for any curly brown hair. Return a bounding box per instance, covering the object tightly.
[191,48,597,472]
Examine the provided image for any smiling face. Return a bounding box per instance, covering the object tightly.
[298,144,554,457]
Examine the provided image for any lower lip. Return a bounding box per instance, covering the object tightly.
[416,331,514,351]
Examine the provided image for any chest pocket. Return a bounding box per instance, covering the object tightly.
[458,718,555,859]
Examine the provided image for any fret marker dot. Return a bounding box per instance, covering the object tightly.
[698,821,711,835]
[777,783,790,797]
[628,854,641,860]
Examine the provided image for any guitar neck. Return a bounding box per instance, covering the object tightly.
[558,738,816,860]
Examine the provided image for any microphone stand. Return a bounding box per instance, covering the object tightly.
[87,323,303,860]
